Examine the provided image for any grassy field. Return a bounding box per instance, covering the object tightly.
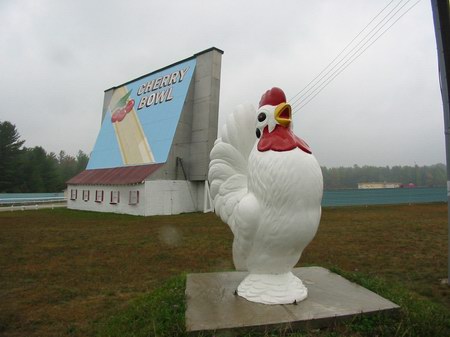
[0,204,449,336]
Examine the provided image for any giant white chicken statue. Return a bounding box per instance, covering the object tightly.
[208,87,323,305]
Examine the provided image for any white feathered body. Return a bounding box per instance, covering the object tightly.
[239,147,323,274]
[209,104,323,276]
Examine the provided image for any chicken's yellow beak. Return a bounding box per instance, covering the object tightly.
[274,103,292,127]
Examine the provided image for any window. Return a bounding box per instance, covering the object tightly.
[110,191,120,204]
[82,190,90,201]
[70,189,77,200]
[95,190,104,203]
[129,191,139,205]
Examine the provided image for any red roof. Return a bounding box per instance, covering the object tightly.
[66,164,163,185]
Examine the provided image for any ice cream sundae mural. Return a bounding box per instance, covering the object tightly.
[109,88,154,165]
[87,59,196,170]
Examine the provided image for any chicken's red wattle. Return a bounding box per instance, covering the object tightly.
[257,125,312,153]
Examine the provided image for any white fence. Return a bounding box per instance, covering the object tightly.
[0,195,67,212]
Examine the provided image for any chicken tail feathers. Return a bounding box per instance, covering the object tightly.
[208,104,256,230]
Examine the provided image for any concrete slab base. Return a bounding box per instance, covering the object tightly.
[185,266,399,333]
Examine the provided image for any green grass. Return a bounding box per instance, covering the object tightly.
[95,275,187,337]
[332,268,450,337]
[0,204,449,337]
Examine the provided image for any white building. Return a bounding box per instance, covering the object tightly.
[357,182,402,189]
[67,48,222,216]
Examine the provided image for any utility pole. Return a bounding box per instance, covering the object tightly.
[430,0,450,284]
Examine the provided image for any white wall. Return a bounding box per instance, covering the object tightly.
[67,180,210,216]
[67,184,146,216]
[144,180,200,216]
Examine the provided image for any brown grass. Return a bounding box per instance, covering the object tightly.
[303,203,450,303]
[0,204,448,337]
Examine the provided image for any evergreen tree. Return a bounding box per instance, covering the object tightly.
[0,120,90,192]
[76,150,89,173]
[43,152,60,192]
[58,151,78,187]
[0,121,25,192]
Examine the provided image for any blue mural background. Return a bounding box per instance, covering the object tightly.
[87,59,196,169]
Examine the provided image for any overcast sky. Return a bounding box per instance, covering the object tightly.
[0,0,444,167]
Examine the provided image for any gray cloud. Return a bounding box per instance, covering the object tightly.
[0,0,444,167]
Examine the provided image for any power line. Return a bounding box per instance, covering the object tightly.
[290,0,421,113]
[292,0,410,110]
[293,0,416,111]
[289,0,400,107]
[294,0,421,112]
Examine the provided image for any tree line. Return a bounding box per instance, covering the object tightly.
[0,121,88,193]
[322,164,447,190]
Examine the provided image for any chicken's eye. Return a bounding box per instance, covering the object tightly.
[256,128,261,138]
[257,113,266,122]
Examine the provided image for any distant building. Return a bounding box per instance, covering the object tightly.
[67,48,223,216]
[358,182,402,189]
[401,183,416,188]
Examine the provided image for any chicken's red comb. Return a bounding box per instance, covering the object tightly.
[258,87,286,108]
